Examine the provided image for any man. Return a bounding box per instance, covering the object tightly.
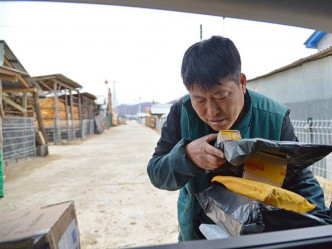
[147,36,331,241]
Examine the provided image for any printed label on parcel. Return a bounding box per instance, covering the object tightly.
[243,152,287,187]
[216,130,242,145]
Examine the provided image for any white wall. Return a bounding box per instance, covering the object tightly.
[318,33,332,51]
[247,55,332,119]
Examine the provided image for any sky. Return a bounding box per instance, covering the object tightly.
[0,1,317,105]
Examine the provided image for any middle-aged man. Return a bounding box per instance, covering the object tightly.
[147,36,332,241]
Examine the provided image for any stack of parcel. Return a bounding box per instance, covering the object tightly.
[198,131,332,238]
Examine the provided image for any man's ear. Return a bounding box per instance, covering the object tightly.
[240,73,247,94]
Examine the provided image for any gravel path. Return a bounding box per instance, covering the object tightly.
[0,121,179,249]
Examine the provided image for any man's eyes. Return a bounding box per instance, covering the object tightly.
[215,95,227,101]
[192,94,228,104]
[194,98,206,104]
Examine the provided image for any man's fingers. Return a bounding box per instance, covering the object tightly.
[203,140,226,170]
[205,143,225,158]
[204,134,224,157]
[204,159,226,170]
[205,133,218,143]
[205,153,226,166]
[185,134,226,170]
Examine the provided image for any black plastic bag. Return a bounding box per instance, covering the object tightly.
[196,183,327,237]
[215,138,332,176]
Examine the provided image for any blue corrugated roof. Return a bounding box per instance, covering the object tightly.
[304,31,327,49]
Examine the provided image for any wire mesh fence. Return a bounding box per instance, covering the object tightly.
[45,125,77,143]
[291,119,332,207]
[81,119,95,138]
[94,115,110,134]
[2,117,36,166]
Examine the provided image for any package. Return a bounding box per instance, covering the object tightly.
[0,201,80,249]
[212,176,316,213]
[243,151,287,187]
[215,132,289,186]
[199,224,230,240]
[215,138,332,177]
[197,183,327,237]
[216,130,242,145]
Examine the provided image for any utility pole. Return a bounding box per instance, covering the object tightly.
[112,80,116,114]
[200,24,203,41]
[105,80,112,127]
[108,88,112,114]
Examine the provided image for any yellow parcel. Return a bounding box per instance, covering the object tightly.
[212,176,316,213]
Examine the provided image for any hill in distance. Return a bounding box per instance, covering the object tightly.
[116,97,181,116]
[116,102,153,116]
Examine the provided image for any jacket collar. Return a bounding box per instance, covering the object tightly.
[232,90,252,138]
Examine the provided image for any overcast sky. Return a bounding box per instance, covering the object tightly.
[0,1,316,105]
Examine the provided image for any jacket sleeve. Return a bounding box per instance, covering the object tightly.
[281,113,332,223]
[147,100,202,191]
[284,172,332,223]
[280,112,298,141]
[148,138,201,191]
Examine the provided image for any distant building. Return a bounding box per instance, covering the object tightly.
[95,95,106,106]
[95,95,107,116]
[150,103,172,118]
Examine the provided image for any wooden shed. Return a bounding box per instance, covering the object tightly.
[1,41,48,169]
[77,92,97,119]
[32,74,82,143]
[74,92,97,138]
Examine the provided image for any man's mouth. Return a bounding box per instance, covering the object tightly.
[209,118,227,126]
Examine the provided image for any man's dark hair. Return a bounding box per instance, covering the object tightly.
[181,36,241,91]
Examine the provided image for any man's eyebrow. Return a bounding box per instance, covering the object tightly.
[191,95,204,99]
[211,89,228,95]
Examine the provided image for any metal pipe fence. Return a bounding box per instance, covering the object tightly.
[291,119,332,207]
[2,117,36,167]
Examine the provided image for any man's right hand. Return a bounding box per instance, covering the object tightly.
[185,134,226,171]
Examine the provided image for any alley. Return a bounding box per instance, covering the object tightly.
[0,121,179,249]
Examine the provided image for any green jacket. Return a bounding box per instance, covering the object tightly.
[147,89,331,241]
[179,89,289,240]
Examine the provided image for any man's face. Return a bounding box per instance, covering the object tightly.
[189,74,247,131]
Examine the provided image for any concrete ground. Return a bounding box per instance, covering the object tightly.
[0,121,179,249]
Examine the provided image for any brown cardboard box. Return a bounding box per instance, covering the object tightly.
[0,201,80,249]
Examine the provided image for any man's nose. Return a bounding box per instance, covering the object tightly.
[206,99,220,118]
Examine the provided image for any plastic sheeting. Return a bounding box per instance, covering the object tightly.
[215,138,332,176]
[197,183,327,237]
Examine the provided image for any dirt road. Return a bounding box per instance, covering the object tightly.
[0,121,179,249]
